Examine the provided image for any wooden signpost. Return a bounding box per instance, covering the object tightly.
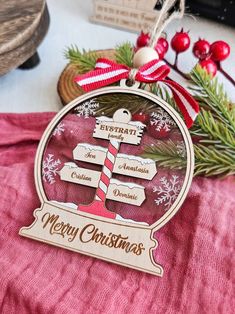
[60,109,155,212]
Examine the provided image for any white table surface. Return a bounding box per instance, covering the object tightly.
[0,0,235,113]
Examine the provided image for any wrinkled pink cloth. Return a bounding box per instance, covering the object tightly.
[0,112,234,313]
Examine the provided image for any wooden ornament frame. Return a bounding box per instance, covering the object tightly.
[20,86,194,277]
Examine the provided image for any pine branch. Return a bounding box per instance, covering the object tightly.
[115,42,134,67]
[142,140,187,170]
[142,141,235,177]
[95,93,156,117]
[190,65,235,133]
[191,109,235,151]
[64,45,98,73]
[194,144,235,177]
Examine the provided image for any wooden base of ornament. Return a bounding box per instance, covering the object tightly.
[0,1,49,76]
[20,202,164,277]
[57,49,115,105]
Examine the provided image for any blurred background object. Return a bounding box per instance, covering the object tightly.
[91,0,235,32]
[187,0,235,27]
[0,0,49,76]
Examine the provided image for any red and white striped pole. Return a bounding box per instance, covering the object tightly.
[95,139,120,202]
[78,109,133,219]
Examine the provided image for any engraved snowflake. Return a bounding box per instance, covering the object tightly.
[53,122,65,136]
[42,154,61,184]
[75,99,99,119]
[153,175,181,210]
[150,108,175,132]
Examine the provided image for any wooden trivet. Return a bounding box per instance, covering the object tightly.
[57,49,115,105]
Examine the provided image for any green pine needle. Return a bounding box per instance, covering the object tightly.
[192,109,235,150]
[190,65,235,132]
[95,93,156,117]
[115,42,134,67]
[64,45,98,73]
[142,140,187,170]
[194,144,235,177]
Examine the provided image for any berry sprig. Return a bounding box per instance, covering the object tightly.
[193,39,232,80]
[136,31,169,59]
[171,28,190,66]
[135,30,234,86]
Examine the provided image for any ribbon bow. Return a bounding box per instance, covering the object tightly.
[74,58,199,128]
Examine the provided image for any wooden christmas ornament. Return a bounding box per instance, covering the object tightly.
[20,86,194,277]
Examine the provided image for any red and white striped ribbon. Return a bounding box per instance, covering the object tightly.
[95,139,120,202]
[74,58,199,128]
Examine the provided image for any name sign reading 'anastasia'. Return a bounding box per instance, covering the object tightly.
[73,144,157,180]
[60,163,146,206]
[93,116,145,145]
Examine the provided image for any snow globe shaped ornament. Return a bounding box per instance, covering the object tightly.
[20,85,194,277]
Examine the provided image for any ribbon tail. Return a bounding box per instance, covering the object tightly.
[162,80,199,128]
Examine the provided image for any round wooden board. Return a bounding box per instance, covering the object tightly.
[57,49,115,105]
[0,0,45,54]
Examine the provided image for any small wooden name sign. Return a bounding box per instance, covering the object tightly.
[90,0,158,32]
[90,0,185,33]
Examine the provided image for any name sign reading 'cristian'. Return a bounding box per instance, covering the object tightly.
[60,162,100,188]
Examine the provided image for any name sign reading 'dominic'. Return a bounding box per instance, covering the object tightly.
[73,143,157,180]
[60,163,146,206]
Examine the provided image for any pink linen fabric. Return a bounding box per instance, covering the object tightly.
[0,112,234,314]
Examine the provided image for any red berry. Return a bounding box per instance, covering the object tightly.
[132,112,150,124]
[148,123,170,139]
[193,39,210,60]
[155,43,165,59]
[136,31,150,48]
[157,37,169,53]
[199,59,217,77]
[210,41,230,62]
[171,29,190,53]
